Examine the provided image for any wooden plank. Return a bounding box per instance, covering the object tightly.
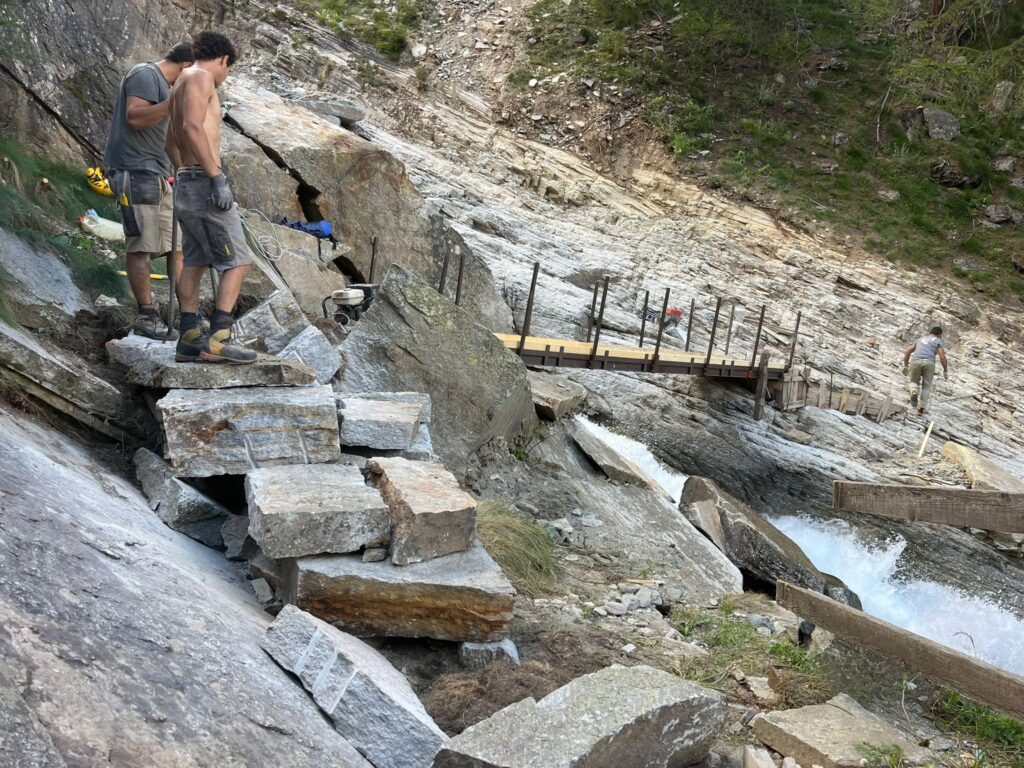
[838,387,850,413]
[833,480,1024,532]
[753,353,770,421]
[818,380,829,409]
[877,395,893,423]
[855,393,867,416]
[777,581,1024,721]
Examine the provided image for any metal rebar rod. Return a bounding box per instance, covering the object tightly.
[454,248,466,306]
[723,303,736,356]
[517,262,540,355]
[684,298,695,353]
[651,287,671,372]
[787,310,802,370]
[588,275,610,365]
[748,305,766,371]
[438,251,450,294]
[702,297,723,375]
[639,289,650,348]
[369,236,378,283]
[586,282,600,342]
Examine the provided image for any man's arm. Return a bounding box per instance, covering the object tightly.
[178,71,220,177]
[903,344,915,368]
[126,95,170,130]
[939,347,948,377]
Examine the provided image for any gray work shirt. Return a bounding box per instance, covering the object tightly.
[102,62,171,177]
[911,334,944,361]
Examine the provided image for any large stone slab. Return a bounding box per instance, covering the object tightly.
[527,371,587,421]
[286,542,514,641]
[941,441,1024,492]
[570,421,660,491]
[246,464,390,558]
[234,290,310,353]
[279,324,341,384]
[338,398,422,450]
[433,665,726,768]
[157,385,341,476]
[107,333,318,388]
[263,605,447,768]
[260,221,351,317]
[134,447,229,548]
[366,457,476,565]
[338,391,433,424]
[682,476,827,593]
[751,694,934,768]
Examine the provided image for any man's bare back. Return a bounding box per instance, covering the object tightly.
[169,66,222,174]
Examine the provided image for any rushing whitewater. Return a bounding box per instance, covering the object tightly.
[772,515,1024,676]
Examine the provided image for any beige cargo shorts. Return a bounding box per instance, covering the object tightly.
[111,169,182,256]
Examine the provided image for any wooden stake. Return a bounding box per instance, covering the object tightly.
[918,421,935,457]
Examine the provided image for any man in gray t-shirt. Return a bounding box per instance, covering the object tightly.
[902,326,949,415]
[103,42,192,339]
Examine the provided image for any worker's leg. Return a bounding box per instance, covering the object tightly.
[919,361,935,410]
[125,252,153,307]
[174,266,208,362]
[198,195,255,364]
[908,360,923,405]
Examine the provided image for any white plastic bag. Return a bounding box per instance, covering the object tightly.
[79,209,124,242]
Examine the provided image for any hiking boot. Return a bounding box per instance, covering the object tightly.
[909,391,918,407]
[200,329,257,364]
[175,328,206,362]
[134,312,178,340]
[918,406,926,416]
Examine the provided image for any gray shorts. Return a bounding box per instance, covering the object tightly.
[175,169,252,272]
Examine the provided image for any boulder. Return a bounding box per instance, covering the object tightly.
[222,514,259,561]
[157,385,341,476]
[134,448,229,548]
[221,127,303,222]
[527,371,587,420]
[338,398,422,450]
[107,333,318,388]
[290,97,367,126]
[681,477,826,593]
[743,746,777,768]
[751,693,934,767]
[990,81,1016,115]
[336,266,537,466]
[285,542,515,641]
[263,605,447,768]
[985,203,1015,224]
[570,421,661,492]
[922,108,960,141]
[458,639,521,670]
[941,441,1024,491]
[366,457,477,565]
[278,324,341,384]
[234,290,310,354]
[433,665,726,768]
[246,464,390,558]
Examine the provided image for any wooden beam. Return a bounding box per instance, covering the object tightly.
[753,352,770,421]
[777,581,1024,721]
[833,480,1024,532]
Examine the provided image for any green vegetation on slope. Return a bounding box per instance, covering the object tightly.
[930,690,1024,767]
[523,0,1024,299]
[294,0,430,60]
[477,500,559,597]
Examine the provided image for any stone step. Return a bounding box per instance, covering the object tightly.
[337,397,422,450]
[157,385,341,477]
[285,542,515,642]
[134,447,228,548]
[245,464,389,558]
[107,333,318,388]
[263,605,447,768]
[366,457,476,565]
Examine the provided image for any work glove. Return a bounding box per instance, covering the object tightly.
[210,173,234,210]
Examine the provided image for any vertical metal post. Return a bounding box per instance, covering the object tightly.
[639,289,650,348]
[588,275,610,365]
[369,236,378,283]
[753,353,771,420]
[454,249,466,306]
[438,252,451,294]
[517,262,540,355]
[702,297,723,375]
[684,298,696,353]
[586,282,600,342]
[748,305,766,371]
[787,311,802,370]
[650,287,671,372]
[723,303,736,356]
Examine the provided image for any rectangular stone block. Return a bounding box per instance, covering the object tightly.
[157,385,341,476]
[263,605,447,768]
[338,391,432,424]
[527,372,587,421]
[234,290,309,353]
[134,447,228,547]
[279,325,341,384]
[338,399,422,450]
[286,542,515,641]
[366,457,476,565]
[246,464,390,558]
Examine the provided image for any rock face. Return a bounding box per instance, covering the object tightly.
[222,127,303,222]
[751,693,934,768]
[570,420,661,492]
[433,665,726,768]
[134,448,229,548]
[0,228,90,330]
[222,514,259,561]
[338,398,423,450]
[527,371,587,420]
[107,333,318,388]
[286,542,515,641]
[336,266,537,466]
[262,605,447,768]
[0,410,373,767]
[246,464,390,558]
[253,219,350,316]
[682,476,826,593]
[367,457,477,565]
[157,385,342,476]
[941,441,1024,492]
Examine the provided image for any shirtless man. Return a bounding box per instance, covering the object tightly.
[167,31,255,364]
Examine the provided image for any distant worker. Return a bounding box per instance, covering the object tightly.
[167,31,255,364]
[103,41,194,339]
[903,326,948,416]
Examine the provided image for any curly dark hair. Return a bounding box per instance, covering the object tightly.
[191,31,238,65]
[165,41,194,64]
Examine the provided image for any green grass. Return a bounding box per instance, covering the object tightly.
[477,500,558,597]
[930,690,1024,767]
[522,0,1024,299]
[294,0,431,60]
